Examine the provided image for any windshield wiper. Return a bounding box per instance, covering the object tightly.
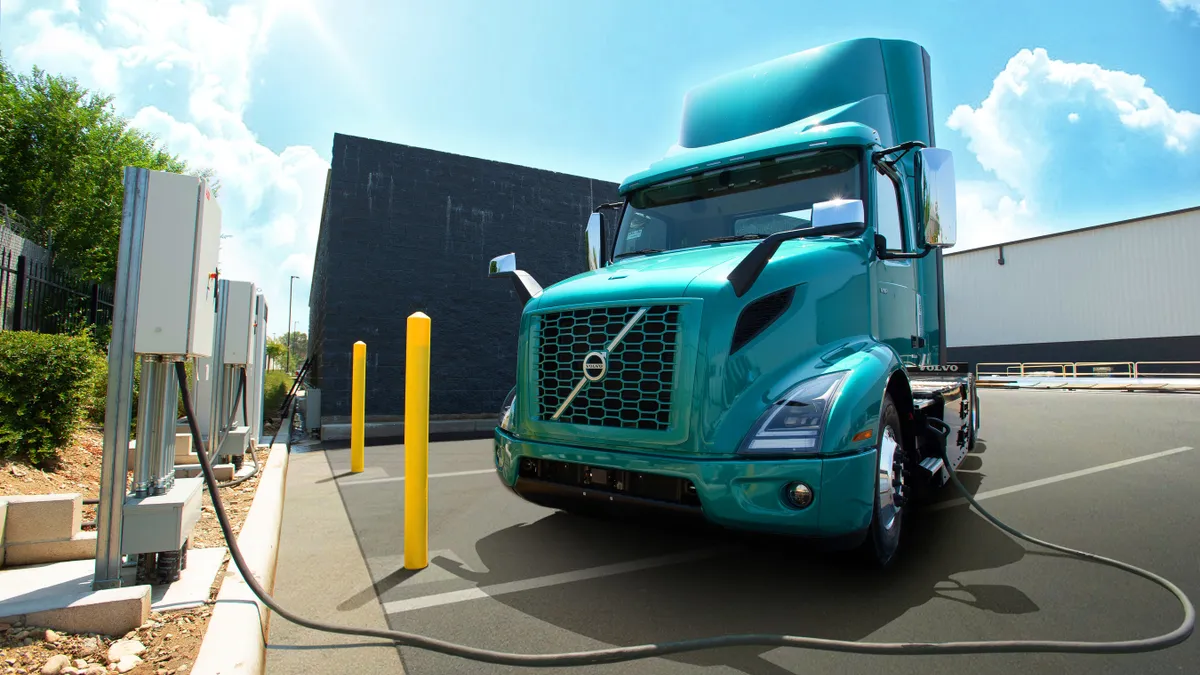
[700,234,768,244]
[612,248,665,260]
[727,222,865,297]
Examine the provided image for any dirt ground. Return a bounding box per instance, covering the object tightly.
[1,426,269,674]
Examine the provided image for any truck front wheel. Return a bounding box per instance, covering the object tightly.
[859,392,909,568]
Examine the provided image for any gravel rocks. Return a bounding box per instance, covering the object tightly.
[39,654,69,675]
[104,641,143,666]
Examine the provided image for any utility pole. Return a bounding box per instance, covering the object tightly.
[287,275,299,373]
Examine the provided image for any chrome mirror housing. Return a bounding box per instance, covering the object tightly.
[586,213,605,271]
[489,253,517,277]
[810,198,865,229]
[915,148,957,248]
[487,252,542,305]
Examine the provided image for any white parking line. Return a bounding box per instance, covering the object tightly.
[382,549,720,614]
[340,468,494,487]
[929,446,1194,512]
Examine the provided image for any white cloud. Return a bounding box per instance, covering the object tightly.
[1160,0,1200,17]
[4,0,329,336]
[948,47,1199,193]
[952,180,1033,251]
[946,47,1200,250]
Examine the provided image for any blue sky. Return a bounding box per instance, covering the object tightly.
[2,0,1198,333]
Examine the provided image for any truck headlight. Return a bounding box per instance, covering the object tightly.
[499,386,517,431]
[737,371,847,456]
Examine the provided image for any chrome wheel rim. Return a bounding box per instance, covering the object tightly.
[877,426,905,531]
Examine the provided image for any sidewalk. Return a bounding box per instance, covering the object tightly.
[264,445,405,674]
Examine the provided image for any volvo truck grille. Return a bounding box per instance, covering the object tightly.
[534,304,680,430]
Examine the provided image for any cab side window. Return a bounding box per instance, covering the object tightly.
[874,169,905,251]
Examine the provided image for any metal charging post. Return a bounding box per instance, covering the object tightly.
[93,167,222,590]
[94,168,148,590]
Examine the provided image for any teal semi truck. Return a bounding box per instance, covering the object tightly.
[488,37,979,567]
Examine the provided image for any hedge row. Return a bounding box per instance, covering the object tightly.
[1,329,274,467]
[0,330,102,465]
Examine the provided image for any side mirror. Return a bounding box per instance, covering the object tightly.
[915,148,957,248]
[585,212,606,271]
[489,253,517,277]
[488,253,543,305]
[810,198,865,229]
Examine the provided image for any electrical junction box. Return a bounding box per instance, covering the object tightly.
[303,388,321,434]
[130,169,222,357]
[222,280,256,365]
[120,477,203,555]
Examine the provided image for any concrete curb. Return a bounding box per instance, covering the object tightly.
[321,418,495,440]
[191,442,289,675]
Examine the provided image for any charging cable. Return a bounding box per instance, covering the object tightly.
[175,361,1193,667]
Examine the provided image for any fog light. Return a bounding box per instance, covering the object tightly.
[785,482,814,509]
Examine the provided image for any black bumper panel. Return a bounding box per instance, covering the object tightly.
[512,477,706,519]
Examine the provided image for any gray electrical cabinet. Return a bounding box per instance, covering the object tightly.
[131,170,222,357]
[222,280,256,365]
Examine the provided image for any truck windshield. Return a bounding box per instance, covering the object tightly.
[612,147,862,259]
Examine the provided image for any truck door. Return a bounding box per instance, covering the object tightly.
[872,167,921,364]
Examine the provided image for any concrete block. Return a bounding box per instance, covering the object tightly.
[0,585,150,637]
[175,435,200,465]
[173,464,234,480]
[3,493,82,544]
[174,432,194,458]
[3,531,97,566]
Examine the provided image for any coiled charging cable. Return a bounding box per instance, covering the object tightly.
[175,362,1193,667]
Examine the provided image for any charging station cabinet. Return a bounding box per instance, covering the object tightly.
[222,281,256,365]
[132,170,222,357]
[109,168,221,568]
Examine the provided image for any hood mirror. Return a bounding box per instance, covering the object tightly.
[489,253,517,276]
[810,198,865,229]
[488,253,542,305]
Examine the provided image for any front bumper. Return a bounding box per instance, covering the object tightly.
[493,428,876,542]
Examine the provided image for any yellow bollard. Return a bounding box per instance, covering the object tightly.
[351,341,366,473]
[404,312,431,570]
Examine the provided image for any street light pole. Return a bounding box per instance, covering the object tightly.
[287,275,299,373]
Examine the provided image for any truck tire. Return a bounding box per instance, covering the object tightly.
[859,392,909,568]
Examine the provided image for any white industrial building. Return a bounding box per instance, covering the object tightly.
[943,205,1200,372]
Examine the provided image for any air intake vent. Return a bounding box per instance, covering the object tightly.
[731,287,795,354]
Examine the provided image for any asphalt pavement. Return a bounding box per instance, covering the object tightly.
[280,389,1200,675]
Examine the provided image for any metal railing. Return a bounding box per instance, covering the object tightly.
[976,361,1200,379]
[1,249,115,336]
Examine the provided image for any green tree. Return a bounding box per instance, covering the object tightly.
[283,331,308,365]
[265,333,307,370]
[265,337,288,367]
[0,56,217,282]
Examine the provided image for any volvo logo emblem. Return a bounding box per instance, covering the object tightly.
[582,351,608,382]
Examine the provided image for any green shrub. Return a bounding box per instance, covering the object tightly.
[263,370,293,419]
[0,330,101,465]
[81,349,110,425]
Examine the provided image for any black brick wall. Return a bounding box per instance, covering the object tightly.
[309,133,620,419]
